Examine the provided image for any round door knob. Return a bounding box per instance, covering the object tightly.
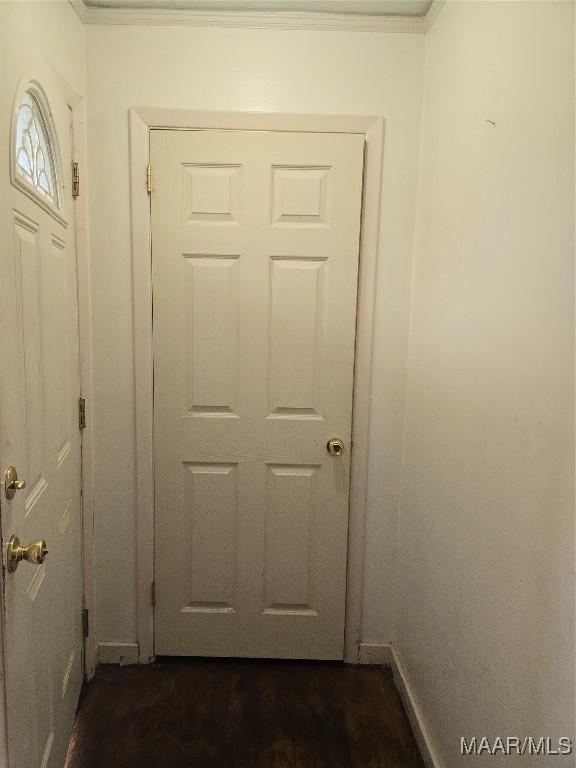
[4,466,26,500]
[6,535,48,573]
[327,437,344,456]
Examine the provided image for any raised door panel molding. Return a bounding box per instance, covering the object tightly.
[13,213,47,511]
[182,164,242,225]
[264,464,320,615]
[183,254,240,417]
[268,256,326,419]
[181,462,238,614]
[271,166,330,227]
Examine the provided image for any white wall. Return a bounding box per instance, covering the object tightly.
[85,25,425,648]
[396,2,575,766]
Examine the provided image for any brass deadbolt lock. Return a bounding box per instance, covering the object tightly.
[4,466,26,500]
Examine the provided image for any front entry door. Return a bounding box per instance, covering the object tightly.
[151,128,364,659]
[0,78,83,768]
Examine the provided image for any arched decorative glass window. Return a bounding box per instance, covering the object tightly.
[11,80,62,220]
[15,91,58,205]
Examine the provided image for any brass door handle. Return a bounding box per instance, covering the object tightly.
[4,466,26,500]
[327,437,344,456]
[6,535,48,573]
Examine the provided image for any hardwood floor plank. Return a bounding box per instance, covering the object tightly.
[65,660,424,768]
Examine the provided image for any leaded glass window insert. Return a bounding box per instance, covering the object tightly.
[15,91,58,206]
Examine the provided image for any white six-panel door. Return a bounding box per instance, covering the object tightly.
[151,129,364,659]
[0,81,83,768]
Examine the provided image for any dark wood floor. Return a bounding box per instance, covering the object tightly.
[65,659,424,768]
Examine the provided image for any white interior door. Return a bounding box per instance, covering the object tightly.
[151,128,364,659]
[0,77,83,768]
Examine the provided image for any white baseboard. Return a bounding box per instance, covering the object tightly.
[97,642,139,666]
[358,640,394,666]
[357,641,440,768]
[388,645,441,768]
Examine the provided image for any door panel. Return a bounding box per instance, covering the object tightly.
[152,129,364,659]
[183,461,238,612]
[183,254,240,415]
[264,463,320,613]
[1,81,83,768]
[269,256,326,416]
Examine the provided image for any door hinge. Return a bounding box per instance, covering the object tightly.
[78,397,86,430]
[82,608,90,638]
[72,161,80,198]
[146,162,152,194]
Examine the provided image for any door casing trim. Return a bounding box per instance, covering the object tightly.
[130,107,384,664]
[49,68,97,679]
[72,97,97,679]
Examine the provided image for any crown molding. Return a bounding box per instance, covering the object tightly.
[423,0,444,32]
[68,0,441,33]
[70,0,90,22]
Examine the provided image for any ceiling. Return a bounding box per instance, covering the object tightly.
[82,0,434,17]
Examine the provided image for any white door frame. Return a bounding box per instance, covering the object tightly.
[129,107,384,665]
[49,69,96,679]
[71,98,96,680]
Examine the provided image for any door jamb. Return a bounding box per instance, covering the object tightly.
[129,107,384,664]
[71,98,96,679]
[53,68,97,679]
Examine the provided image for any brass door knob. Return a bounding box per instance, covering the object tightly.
[6,535,48,573]
[4,466,26,500]
[327,437,344,456]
